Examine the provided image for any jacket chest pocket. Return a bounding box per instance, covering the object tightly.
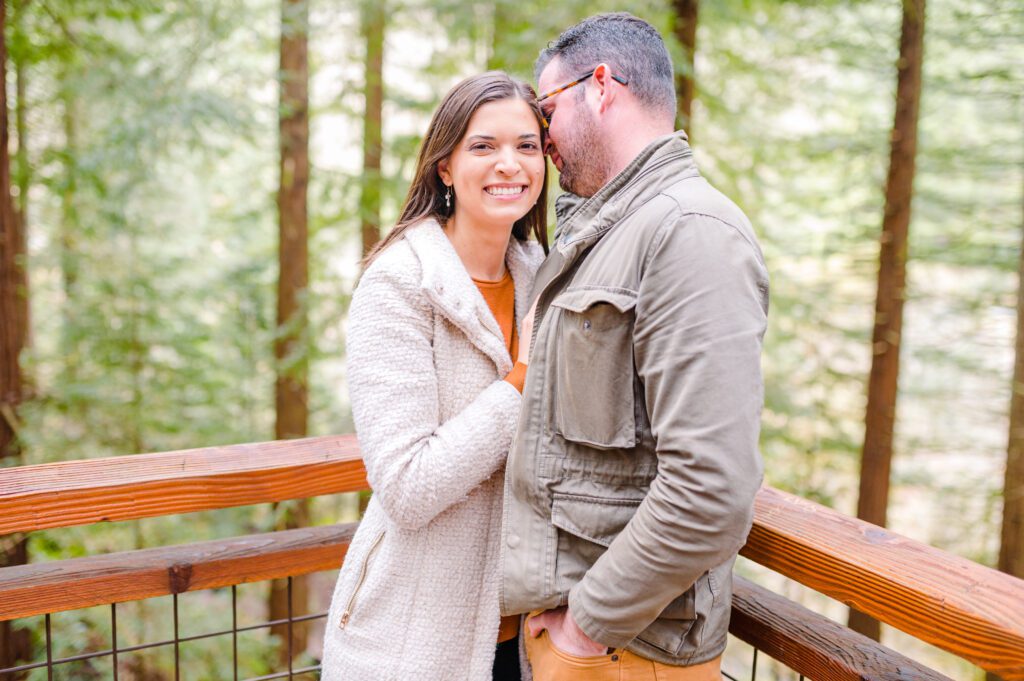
[550,288,638,450]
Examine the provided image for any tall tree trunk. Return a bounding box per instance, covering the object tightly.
[359,0,384,257]
[59,67,81,403]
[849,0,926,641]
[13,7,27,353]
[988,150,1024,681]
[670,0,698,138]
[487,0,507,71]
[269,0,310,665]
[0,0,31,671]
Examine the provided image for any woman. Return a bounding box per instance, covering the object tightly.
[321,72,549,681]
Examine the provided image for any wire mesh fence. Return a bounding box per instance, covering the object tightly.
[1,571,809,681]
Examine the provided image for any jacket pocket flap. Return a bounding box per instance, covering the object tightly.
[551,494,642,547]
[549,288,638,314]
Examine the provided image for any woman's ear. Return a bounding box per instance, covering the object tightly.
[437,159,452,187]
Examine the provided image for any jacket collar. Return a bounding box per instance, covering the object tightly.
[403,218,534,374]
[554,131,699,258]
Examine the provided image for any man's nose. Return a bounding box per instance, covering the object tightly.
[543,136,557,157]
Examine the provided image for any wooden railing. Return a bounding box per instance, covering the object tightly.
[1,434,1023,680]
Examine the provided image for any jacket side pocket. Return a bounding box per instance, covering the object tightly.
[550,493,642,599]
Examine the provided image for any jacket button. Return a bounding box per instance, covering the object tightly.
[583,319,592,331]
[507,534,521,548]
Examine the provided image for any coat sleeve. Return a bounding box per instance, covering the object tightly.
[346,264,522,531]
[568,212,769,648]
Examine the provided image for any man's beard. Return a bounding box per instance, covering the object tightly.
[556,107,611,198]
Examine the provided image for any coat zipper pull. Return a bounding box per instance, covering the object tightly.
[339,611,351,629]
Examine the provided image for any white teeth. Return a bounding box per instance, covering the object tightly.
[486,186,525,196]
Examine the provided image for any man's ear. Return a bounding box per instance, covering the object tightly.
[592,63,618,114]
[437,158,452,186]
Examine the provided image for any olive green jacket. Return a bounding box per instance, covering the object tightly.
[501,132,769,667]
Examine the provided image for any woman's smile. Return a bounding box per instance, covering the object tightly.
[484,183,529,199]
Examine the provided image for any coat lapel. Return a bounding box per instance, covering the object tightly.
[404,220,516,374]
[504,237,536,343]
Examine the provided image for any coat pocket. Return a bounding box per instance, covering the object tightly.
[550,493,699,658]
[338,529,386,630]
[550,493,642,597]
[634,585,698,657]
[549,288,638,450]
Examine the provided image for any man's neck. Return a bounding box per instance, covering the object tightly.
[606,125,674,184]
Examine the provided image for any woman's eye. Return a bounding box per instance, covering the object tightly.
[520,143,539,151]
[470,143,491,151]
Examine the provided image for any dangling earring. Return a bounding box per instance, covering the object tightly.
[445,186,452,209]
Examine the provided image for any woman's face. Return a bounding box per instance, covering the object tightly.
[439,97,545,232]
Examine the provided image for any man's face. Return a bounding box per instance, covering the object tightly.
[537,60,612,198]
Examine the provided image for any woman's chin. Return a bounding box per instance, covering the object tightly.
[478,204,534,226]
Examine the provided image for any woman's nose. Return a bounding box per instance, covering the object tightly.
[495,148,520,175]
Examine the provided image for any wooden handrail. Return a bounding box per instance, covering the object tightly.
[0,529,951,681]
[1,440,1022,677]
[0,524,356,622]
[741,486,1024,680]
[730,576,952,681]
[0,435,367,535]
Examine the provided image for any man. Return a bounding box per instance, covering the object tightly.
[502,13,769,680]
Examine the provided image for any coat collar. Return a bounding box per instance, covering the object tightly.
[553,131,699,258]
[403,219,535,374]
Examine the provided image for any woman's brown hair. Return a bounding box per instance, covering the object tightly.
[363,71,549,268]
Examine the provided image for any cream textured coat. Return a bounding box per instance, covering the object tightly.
[321,219,544,681]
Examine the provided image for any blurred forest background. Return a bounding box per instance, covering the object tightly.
[0,0,1022,678]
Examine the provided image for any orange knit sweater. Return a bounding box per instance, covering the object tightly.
[474,272,524,643]
[473,272,527,394]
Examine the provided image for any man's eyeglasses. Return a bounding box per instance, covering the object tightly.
[536,69,629,127]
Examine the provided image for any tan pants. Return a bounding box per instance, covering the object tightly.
[525,628,722,681]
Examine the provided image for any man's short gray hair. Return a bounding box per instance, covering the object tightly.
[536,13,676,120]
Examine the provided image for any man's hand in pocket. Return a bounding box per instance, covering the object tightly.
[527,606,608,657]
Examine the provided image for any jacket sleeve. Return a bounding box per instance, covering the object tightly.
[568,212,769,648]
[346,264,522,531]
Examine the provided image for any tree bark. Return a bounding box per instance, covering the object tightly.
[849,0,926,642]
[13,8,27,353]
[0,0,31,672]
[270,0,310,664]
[988,145,1024,681]
[59,66,82,402]
[670,0,698,138]
[487,0,507,71]
[359,0,384,257]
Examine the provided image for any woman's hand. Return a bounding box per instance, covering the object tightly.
[517,299,538,366]
[526,606,608,657]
